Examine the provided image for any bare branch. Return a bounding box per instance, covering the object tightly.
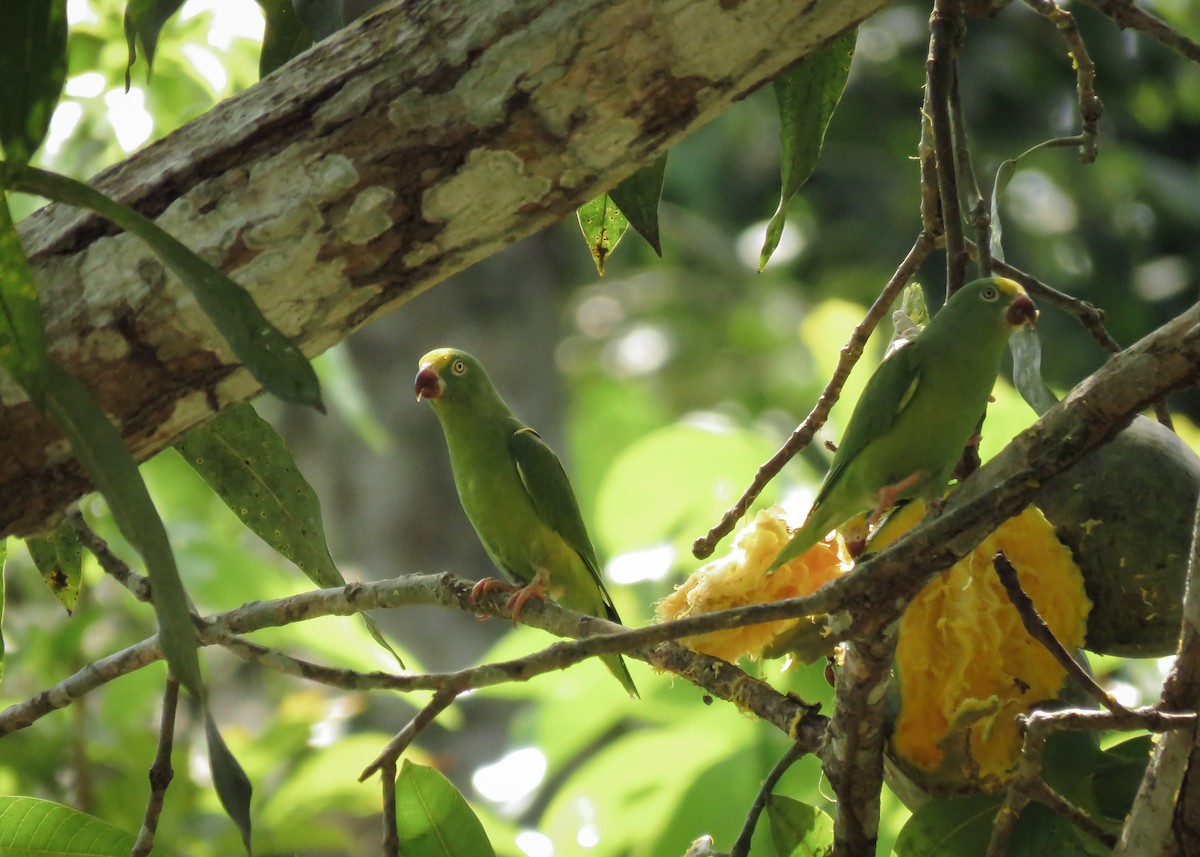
[1077,0,1200,64]
[131,677,179,857]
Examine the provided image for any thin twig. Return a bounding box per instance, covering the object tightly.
[730,740,808,857]
[381,760,399,857]
[1023,0,1103,163]
[132,677,179,857]
[928,0,969,292]
[992,552,1133,716]
[1077,0,1200,64]
[692,230,937,559]
[949,62,993,277]
[69,510,151,602]
[361,686,462,781]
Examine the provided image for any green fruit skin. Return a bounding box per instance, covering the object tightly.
[1035,416,1200,658]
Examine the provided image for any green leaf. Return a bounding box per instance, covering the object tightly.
[5,165,323,410]
[766,795,834,857]
[123,0,186,88]
[394,760,496,857]
[759,29,857,271]
[26,523,83,613]
[205,711,254,853]
[0,796,136,855]
[255,0,315,78]
[0,540,7,685]
[608,154,668,256]
[0,194,49,401]
[1009,326,1058,416]
[0,0,68,165]
[42,361,205,701]
[175,402,402,665]
[894,796,1109,857]
[577,193,630,276]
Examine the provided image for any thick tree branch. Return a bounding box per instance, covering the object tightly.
[3,0,886,538]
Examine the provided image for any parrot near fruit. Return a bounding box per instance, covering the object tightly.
[771,276,1038,569]
[415,347,639,698]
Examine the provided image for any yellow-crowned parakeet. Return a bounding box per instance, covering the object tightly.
[416,348,638,698]
[773,276,1038,568]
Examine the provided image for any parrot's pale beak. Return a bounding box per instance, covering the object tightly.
[414,364,443,401]
[1005,294,1038,329]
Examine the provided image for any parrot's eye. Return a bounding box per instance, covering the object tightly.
[980,286,999,302]
[451,359,467,375]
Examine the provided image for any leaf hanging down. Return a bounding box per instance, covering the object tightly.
[205,712,254,853]
[577,193,630,276]
[0,194,49,403]
[42,361,205,702]
[255,0,316,78]
[0,0,67,166]
[176,402,404,666]
[123,0,186,88]
[608,153,668,257]
[6,165,323,411]
[759,29,857,271]
[26,522,83,613]
[395,760,497,857]
[0,796,136,855]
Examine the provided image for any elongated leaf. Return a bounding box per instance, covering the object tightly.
[0,540,7,685]
[608,154,668,256]
[26,522,83,613]
[395,760,496,857]
[766,795,834,857]
[759,29,857,271]
[0,1,68,165]
[205,712,254,853]
[0,796,136,855]
[0,194,49,402]
[577,193,629,276]
[123,0,186,88]
[7,165,323,410]
[255,0,315,78]
[43,361,204,701]
[175,402,402,665]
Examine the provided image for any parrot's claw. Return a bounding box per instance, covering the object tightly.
[867,471,924,525]
[469,577,520,620]
[505,580,549,626]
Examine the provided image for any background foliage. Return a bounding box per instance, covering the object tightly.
[2,0,1199,855]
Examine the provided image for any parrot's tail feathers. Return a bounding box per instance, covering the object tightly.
[604,653,639,699]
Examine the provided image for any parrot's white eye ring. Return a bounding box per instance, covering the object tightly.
[981,285,999,301]
[451,359,467,375]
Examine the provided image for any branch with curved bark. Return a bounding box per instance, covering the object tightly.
[3,0,887,539]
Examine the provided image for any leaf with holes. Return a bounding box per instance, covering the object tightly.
[176,402,402,665]
[26,522,83,613]
[577,193,630,276]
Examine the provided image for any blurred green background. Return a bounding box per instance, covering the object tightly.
[2,0,1199,854]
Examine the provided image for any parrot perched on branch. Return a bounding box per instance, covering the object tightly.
[415,347,638,698]
[772,276,1038,569]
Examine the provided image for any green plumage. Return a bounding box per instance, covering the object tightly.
[773,277,1037,568]
[416,348,638,698]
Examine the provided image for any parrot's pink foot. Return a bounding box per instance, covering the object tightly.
[867,471,924,525]
[505,580,548,626]
[470,577,520,620]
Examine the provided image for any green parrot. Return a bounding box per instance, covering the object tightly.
[415,347,639,698]
[772,276,1038,569]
